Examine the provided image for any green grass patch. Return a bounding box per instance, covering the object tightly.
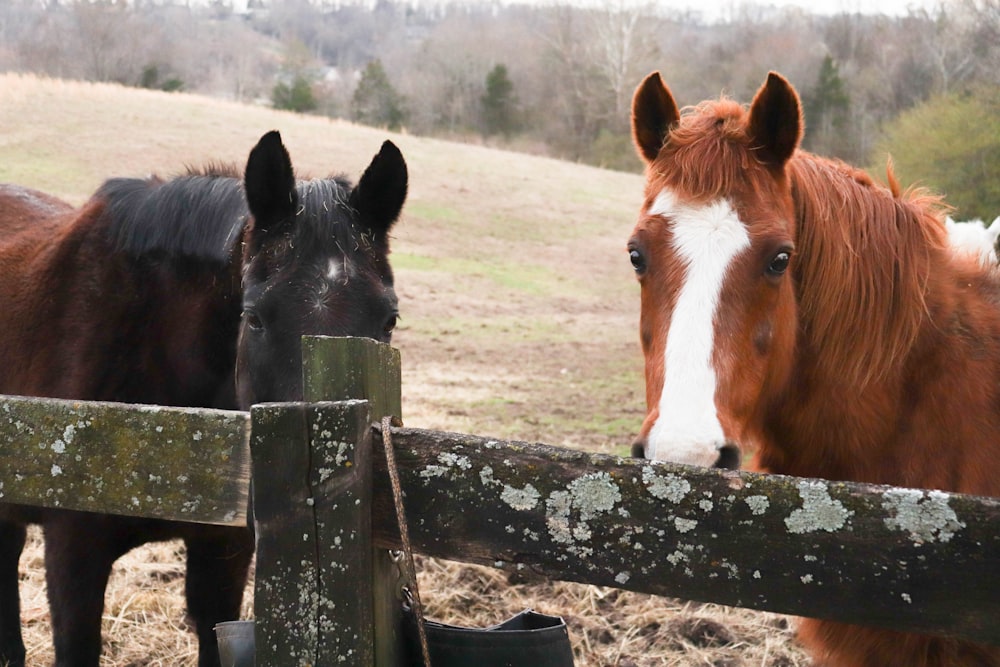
[393,251,565,297]
[0,144,94,199]
[405,201,467,224]
[398,316,561,345]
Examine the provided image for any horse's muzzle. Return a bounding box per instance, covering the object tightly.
[715,442,742,470]
[630,438,742,470]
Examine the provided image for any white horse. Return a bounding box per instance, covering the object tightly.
[945,216,1000,265]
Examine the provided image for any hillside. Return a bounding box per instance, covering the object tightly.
[0,74,806,666]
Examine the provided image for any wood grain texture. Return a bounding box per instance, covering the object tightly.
[0,395,248,525]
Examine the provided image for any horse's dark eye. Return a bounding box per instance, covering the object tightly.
[629,248,646,273]
[384,314,398,337]
[767,251,791,277]
[243,310,264,331]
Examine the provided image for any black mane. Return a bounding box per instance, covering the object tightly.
[98,168,364,265]
[97,166,246,264]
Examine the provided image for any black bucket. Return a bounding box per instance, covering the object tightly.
[403,609,575,667]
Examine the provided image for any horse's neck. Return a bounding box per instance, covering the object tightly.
[757,155,998,486]
[759,284,1000,491]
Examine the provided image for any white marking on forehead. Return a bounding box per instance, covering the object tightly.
[646,189,750,466]
[326,258,341,282]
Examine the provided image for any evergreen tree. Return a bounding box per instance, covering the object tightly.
[351,59,406,131]
[272,75,317,113]
[480,64,517,138]
[271,39,319,114]
[802,55,851,159]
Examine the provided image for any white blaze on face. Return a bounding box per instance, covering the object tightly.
[646,190,750,466]
[326,258,342,282]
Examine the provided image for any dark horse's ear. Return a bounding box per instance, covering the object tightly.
[349,140,408,244]
[631,71,680,165]
[747,72,803,167]
[244,130,297,241]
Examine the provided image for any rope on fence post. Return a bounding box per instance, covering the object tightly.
[382,416,432,667]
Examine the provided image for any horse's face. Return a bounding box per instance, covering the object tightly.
[236,132,407,408]
[628,72,802,468]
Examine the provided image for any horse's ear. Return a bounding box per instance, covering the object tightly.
[747,72,802,167]
[244,130,297,237]
[631,71,680,164]
[349,140,408,244]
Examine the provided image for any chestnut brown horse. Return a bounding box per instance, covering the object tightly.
[0,131,407,666]
[628,71,1000,667]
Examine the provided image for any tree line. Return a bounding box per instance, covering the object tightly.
[0,0,997,215]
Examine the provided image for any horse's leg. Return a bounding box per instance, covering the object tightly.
[0,520,27,667]
[183,527,254,667]
[44,515,127,667]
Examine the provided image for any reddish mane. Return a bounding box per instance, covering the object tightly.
[790,154,952,389]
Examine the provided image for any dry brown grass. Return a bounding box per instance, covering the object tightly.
[1,73,810,665]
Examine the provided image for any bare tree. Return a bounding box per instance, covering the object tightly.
[588,1,660,123]
[69,0,164,83]
[956,0,1000,84]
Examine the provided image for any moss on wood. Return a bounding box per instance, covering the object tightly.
[0,396,249,525]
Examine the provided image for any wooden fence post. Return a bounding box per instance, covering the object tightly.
[301,336,401,420]
[301,336,405,667]
[251,399,375,666]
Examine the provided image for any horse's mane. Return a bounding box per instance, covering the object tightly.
[97,164,246,264]
[789,153,951,387]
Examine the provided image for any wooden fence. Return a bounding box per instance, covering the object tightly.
[1,336,998,666]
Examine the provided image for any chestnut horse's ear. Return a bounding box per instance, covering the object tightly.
[747,72,803,167]
[349,140,408,245]
[244,130,298,238]
[631,71,680,164]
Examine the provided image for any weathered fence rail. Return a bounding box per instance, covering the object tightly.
[0,396,249,525]
[1,335,999,666]
[369,427,1000,644]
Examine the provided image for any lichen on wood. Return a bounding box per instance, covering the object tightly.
[0,395,249,525]
[370,427,1000,645]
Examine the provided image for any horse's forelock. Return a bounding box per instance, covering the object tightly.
[289,176,387,259]
[646,98,773,205]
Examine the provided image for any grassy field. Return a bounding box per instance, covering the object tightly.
[0,73,807,666]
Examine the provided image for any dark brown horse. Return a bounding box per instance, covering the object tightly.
[0,131,407,666]
[628,71,1000,666]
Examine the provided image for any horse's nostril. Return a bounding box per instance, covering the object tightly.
[630,440,646,459]
[714,443,742,470]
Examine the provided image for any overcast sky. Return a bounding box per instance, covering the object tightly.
[706,0,937,15]
[551,0,942,20]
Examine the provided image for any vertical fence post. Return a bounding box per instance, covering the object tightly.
[250,398,374,666]
[301,336,405,667]
[301,336,402,420]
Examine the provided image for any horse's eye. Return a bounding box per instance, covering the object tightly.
[767,250,791,277]
[629,248,646,273]
[243,310,264,331]
[384,314,398,337]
